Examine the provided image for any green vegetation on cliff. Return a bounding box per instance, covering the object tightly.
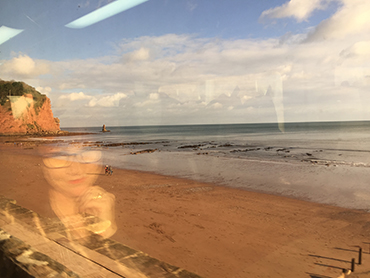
[0,80,46,111]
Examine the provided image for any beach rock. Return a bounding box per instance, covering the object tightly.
[178,144,205,149]
[277,148,290,153]
[230,148,260,153]
[218,143,233,147]
[131,149,158,155]
[0,80,60,134]
[102,124,110,132]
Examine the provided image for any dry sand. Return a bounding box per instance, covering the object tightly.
[1,142,370,277]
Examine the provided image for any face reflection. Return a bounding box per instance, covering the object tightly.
[42,146,102,198]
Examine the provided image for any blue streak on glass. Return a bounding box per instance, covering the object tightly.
[65,0,149,29]
[0,26,24,46]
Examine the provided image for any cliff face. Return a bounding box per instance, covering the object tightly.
[0,80,60,134]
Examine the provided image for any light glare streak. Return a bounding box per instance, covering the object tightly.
[0,26,24,46]
[65,0,149,29]
[24,14,41,28]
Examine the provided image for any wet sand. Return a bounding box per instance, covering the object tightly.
[1,143,370,277]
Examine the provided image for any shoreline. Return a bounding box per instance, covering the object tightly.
[0,130,96,137]
[1,143,370,277]
[0,141,351,211]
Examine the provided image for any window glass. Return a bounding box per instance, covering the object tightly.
[1,1,370,277]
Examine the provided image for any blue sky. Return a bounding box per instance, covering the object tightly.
[1,0,316,60]
[1,0,370,127]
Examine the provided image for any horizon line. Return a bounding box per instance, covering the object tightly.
[60,119,370,129]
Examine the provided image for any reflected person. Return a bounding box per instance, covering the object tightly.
[41,145,117,239]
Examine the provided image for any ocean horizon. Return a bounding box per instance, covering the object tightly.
[61,119,370,130]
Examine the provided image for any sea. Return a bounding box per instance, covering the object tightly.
[41,121,370,210]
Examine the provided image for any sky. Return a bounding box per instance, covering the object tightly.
[1,0,370,127]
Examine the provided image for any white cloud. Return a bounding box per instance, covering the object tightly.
[123,47,150,62]
[210,102,222,109]
[305,1,370,41]
[36,86,52,96]
[59,92,93,101]
[4,12,369,127]
[260,0,331,22]
[149,93,159,100]
[38,31,368,125]
[117,34,203,58]
[260,0,370,42]
[0,54,49,78]
[87,92,127,107]
[340,41,370,63]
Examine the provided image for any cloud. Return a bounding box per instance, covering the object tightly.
[149,93,159,100]
[340,41,370,59]
[36,86,52,96]
[59,92,93,101]
[41,33,360,125]
[305,0,370,42]
[87,92,127,107]
[123,47,151,62]
[5,19,369,127]
[260,0,370,42]
[117,34,203,58]
[209,102,222,109]
[260,0,331,22]
[0,54,49,78]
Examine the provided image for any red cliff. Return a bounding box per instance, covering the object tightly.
[0,80,60,134]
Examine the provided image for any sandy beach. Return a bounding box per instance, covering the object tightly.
[1,141,370,278]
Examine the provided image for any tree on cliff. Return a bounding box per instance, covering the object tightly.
[0,79,60,134]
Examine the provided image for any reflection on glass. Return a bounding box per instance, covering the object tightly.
[41,145,117,239]
[0,25,23,46]
[65,0,149,28]
[2,0,370,277]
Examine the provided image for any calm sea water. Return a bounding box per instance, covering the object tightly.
[52,121,370,210]
[62,121,370,142]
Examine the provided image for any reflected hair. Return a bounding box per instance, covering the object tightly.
[43,147,102,169]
